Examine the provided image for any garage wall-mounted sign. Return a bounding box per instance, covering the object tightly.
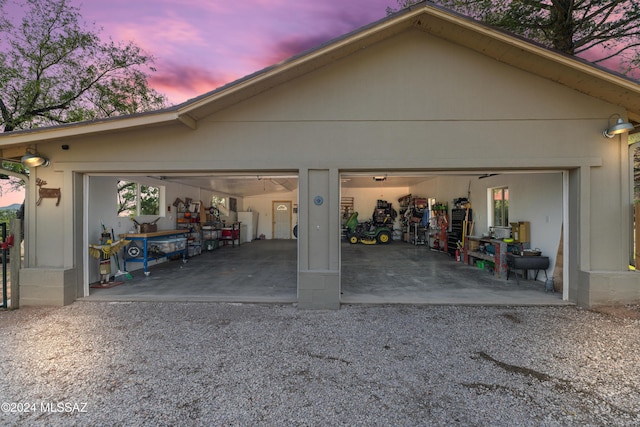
[35,178,61,207]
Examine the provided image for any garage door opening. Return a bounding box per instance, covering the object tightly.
[339,170,568,304]
[84,172,299,302]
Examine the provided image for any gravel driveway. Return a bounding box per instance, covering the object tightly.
[1,302,639,426]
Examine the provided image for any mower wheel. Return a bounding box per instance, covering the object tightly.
[376,230,391,244]
[348,234,359,244]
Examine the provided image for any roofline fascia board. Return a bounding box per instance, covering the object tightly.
[176,113,197,130]
[0,111,189,146]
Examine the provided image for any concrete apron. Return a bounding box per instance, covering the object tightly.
[83,239,567,306]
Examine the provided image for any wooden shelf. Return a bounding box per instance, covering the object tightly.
[467,250,495,262]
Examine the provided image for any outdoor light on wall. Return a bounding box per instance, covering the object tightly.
[21,147,49,167]
[603,113,634,138]
[373,176,387,182]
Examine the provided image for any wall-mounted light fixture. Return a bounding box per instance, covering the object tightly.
[373,176,387,182]
[603,113,634,138]
[21,146,49,167]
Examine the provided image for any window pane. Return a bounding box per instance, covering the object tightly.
[117,180,137,217]
[140,185,160,215]
[492,187,509,227]
[503,188,509,226]
[212,196,226,207]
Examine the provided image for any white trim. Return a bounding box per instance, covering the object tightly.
[563,171,569,301]
[83,174,90,297]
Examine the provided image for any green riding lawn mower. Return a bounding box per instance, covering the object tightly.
[344,200,396,245]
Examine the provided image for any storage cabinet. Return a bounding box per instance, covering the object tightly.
[448,208,471,257]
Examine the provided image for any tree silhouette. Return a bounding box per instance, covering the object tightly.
[0,0,167,132]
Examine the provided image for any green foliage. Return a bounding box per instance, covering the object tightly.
[0,209,17,228]
[117,180,136,216]
[389,1,640,74]
[117,180,159,216]
[140,185,159,216]
[0,0,167,132]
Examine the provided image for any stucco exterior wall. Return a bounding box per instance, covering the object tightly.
[19,28,637,307]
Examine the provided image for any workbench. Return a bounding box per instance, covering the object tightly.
[121,230,188,276]
[464,236,510,278]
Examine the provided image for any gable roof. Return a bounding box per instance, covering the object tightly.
[1,1,639,153]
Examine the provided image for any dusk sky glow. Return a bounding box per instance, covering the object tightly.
[70,0,398,105]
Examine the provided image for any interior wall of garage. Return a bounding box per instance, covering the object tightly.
[408,172,563,279]
[340,185,409,229]
[338,171,562,283]
[242,189,298,239]
[87,176,237,280]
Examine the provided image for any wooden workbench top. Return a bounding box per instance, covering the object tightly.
[120,229,188,238]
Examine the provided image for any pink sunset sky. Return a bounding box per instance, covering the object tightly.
[71,0,633,104]
[75,0,399,105]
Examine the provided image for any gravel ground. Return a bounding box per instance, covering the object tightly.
[0,302,639,426]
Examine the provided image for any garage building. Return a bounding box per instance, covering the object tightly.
[1,4,639,309]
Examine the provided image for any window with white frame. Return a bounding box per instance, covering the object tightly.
[117,180,162,217]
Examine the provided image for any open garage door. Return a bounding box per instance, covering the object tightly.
[83,172,299,302]
[339,170,568,305]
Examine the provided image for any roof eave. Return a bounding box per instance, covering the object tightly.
[0,110,195,150]
[2,2,639,146]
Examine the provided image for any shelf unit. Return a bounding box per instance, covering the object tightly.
[464,236,528,278]
[341,197,355,223]
[428,202,448,252]
[398,195,429,243]
[202,223,222,251]
[220,222,241,247]
[176,200,203,257]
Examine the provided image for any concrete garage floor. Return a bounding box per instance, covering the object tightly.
[85,239,567,305]
[340,242,566,305]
